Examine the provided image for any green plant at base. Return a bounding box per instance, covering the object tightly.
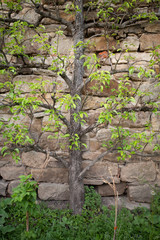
[0,198,16,235]
[83,186,101,215]
[11,174,38,233]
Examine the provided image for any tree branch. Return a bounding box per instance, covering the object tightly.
[60,72,72,90]
[78,148,116,180]
[34,5,74,34]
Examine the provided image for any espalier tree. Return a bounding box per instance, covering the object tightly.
[0,0,160,214]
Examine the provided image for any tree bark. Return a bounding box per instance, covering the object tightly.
[69,0,85,214]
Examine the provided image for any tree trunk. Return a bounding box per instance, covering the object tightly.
[69,149,84,214]
[69,0,85,214]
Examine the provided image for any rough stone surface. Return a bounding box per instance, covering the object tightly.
[102,196,150,210]
[111,111,150,128]
[31,168,68,183]
[8,180,20,195]
[96,183,126,196]
[0,166,26,180]
[22,151,46,168]
[121,161,156,183]
[83,96,106,110]
[88,36,117,52]
[38,183,69,200]
[128,185,152,203]
[83,161,119,184]
[140,34,160,51]
[120,34,139,51]
[83,79,119,97]
[13,7,40,25]
[144,22,160,33]
[13,75,53,93]
[39,132,60,151]
[0,180,8,196]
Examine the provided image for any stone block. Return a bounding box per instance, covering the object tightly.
[144,21,160,33]
[140,34,160,51]
[128,184,152,203]
[82,79,119,97]
[0,166,26,180]
[29,118,42,141]
[97,183,126,196]
[82,161,119,185]
[22,151,46,168]
[60,11,75,22]
[13,7,40,25]
[111,52,152,65]
[82,151,102,161]
[151,112,160,131]
[88,36,117,52]
[102,196,150,210]
[38,183,69,200]
[13,75,53,93]
[96,129,112,142]
[8,180,20,195]
[83,96,106,110]
[39,132,63,151]
[89,139,100,152]
[87,108,103,125]
[0,180,8,196]
[31,168,68,183]
[111,111,150,128]
[51,36,73,56]
[120,161,156,183]
[120,34,139,51]
[138,82,160,103]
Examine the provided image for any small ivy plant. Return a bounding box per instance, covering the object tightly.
[11,174,38,233]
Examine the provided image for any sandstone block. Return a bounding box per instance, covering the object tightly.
[120,34,139,51]
[138,82,160,103]
[8,180,20,195]
[13,7,39,25]
[31,168,68,183]
[88,36,117,52]
[29,118,42,141]
[83,96,106,110]
[51,36,73,56]
[87,108,102,125]
[151,112,160,131]
[0,180,8,196]
[39,132,60,151]
[144,22,160,33]
[97,183,126,196]
[0,166,26,180]
[96,129,112,142]
[120,161,156,183]
[82,161,119,185]
[111,111,150,128]
[82,151,102,161]
[83,79,119,97]
[140,34,160,51]
[102,196,150,210]
[60,11,75,22]
[13,75,53,93]
[128,185,152,203]
[38,183,69,200]
[111,52,151,65]
[89,139,100,152]
[22,151,46,168]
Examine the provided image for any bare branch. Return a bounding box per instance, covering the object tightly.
[78,148,115,180]
[34,5,74,34]
[60,72,72,89]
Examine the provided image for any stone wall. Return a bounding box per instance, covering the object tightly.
[0,1,160,209]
